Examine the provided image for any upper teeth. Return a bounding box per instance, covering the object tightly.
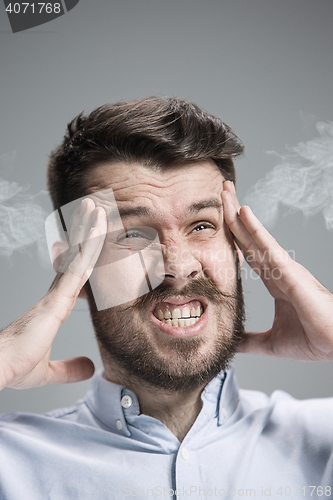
[156,305,203,321]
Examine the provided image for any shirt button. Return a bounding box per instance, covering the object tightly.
[121,395,133,408]
[116,419,123,430]
[181,447,189,461]
[222,407,227,418]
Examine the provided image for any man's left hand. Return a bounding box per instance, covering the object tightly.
[222,180,333,361]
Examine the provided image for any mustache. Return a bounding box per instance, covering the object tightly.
[121,275,238,312]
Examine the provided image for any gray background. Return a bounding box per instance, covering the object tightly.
[1,0,332,414]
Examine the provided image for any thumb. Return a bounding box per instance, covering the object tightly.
[46,357,95,385]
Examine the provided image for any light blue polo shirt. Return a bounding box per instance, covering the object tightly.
[1,367,333,499]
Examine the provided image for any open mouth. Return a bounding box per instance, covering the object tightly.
[153,300,205,328]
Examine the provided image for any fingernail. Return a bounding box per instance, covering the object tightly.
[231,182,236,193]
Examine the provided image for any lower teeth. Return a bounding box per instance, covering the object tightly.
[163,317,200,327]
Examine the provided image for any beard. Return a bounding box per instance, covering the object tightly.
[86,270,245,393]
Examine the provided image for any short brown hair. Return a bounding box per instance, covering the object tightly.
[47,97,244,209]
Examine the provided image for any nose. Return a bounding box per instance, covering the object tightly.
[155,241,202,289]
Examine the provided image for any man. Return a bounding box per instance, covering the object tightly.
[0,97,333,499]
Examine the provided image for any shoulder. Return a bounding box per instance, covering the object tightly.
[237,387,333,443]
[0,399,86,435]
[239,386,333,416]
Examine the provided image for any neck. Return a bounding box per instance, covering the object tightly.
[103,364,204,442]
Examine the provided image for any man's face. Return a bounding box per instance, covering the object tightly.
[86,160,244,391]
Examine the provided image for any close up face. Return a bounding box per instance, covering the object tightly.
[85,160,244,391]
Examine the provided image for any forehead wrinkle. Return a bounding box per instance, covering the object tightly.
[107,198,222,226]
[108,198,222,220]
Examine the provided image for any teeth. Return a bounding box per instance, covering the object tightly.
[162,317,199,327]
[181,307,190,318]
[164,309,172,319]
[155,303,204,326]
[171,308,181,319]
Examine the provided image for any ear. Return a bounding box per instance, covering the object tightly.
[51,241,88,300]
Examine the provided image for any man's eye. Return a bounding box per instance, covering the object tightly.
[113,227,158,250]
[116,231,146,243]
[193,223,214,232]
[124,232,144,239]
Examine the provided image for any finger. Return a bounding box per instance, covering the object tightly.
[70,198,96,246]
[64,207,106,276]
[222,190,264,264]
[49,207,107,307]
[232,237,264,276]
[46,357,95,385]
[221,189,266,273]
[222,191,292,275]
[222,190,288,297]
[223,180,241,212]
[238,205,293,271]
[222,181,268,257]
[56,198,97,272]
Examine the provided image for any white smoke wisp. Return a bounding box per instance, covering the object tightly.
[244,121,333,230]
[0,177,50,265]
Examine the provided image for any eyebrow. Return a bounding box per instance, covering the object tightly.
[187,198,222,214]
[108,206,154,222]
[108,198,222,222]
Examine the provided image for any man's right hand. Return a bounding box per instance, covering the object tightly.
[0,198,107,391]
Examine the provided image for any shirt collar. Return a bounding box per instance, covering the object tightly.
[84,371,139,437]
[216,365,240,425]
[84,365,240,435]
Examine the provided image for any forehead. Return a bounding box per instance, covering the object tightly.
[86,160,224,215]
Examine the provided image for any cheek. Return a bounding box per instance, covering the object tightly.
[197,239,238,287]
